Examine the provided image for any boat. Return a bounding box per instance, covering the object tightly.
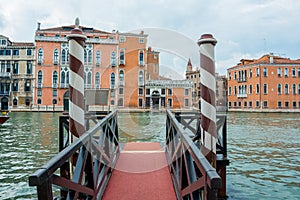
[0,110,9,124]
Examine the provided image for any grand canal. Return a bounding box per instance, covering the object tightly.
[0,111,299,199]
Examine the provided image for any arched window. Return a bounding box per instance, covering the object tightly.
[53,49,59,64]
[111,73,115,88]
[138,70,144,85]
[37,70,43,87]
[53,71,58,87]
[96,50,101,66]
[38,48,43,64]
[61,71,65,85]
[84,50,87,64]
[119,70,124,85]
[95,72,100,88]
[88,50,92,64]
[278,84,282,94]
[87,71,92,85]
[111,51,116,66]
[285,84,289,94]
[139,51,144,66]
[61,49,66,64]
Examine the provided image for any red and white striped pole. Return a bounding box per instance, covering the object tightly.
[67,18,86,137]
[198,34,217,168]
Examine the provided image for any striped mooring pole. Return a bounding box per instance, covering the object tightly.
[198,34,217,168]
[67,18,87,137]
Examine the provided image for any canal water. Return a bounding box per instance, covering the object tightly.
[0,111,299,199]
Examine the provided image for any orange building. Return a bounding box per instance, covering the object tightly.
[227,54,300,111]
[33,23,191,111]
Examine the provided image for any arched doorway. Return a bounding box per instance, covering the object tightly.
[151,90,160,109]
[63,91,69,111]
[1,96,9,110]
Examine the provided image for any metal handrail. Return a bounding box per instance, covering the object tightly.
[29,110,119,199]
[166,110,221,200]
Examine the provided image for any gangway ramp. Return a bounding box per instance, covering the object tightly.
[102,142,176,200]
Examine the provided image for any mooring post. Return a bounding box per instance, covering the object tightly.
[197,34,217,168]
[67,18,87,138]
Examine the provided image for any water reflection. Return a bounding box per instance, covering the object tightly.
[227,112,300,200]
[0,112,59,199]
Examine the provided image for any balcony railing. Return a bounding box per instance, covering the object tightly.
[237,93,247,98]
[0,72,11,78]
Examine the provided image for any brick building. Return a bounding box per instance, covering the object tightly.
[227,54,300,111]
[0,35,35,110]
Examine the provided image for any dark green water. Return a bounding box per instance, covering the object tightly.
[0,112,299,199]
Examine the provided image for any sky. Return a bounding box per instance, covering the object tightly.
[1,0,300,78]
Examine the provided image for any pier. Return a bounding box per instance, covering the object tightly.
[29,110,228,200]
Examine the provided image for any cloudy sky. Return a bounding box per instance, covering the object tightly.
[1,0,299,78]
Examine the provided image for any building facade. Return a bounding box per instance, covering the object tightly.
[0,35,35,110]
[227,54,300,111]
[33,23,191,111]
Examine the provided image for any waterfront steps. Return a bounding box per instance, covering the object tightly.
[102,142,176,200]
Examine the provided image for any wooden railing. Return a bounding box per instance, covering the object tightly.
[29,110,119,199]
[166,110,222,200]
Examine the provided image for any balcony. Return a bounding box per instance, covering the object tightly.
[237,93,247,98]
[60,83,69,88]
[0,72,11,78]
[237,77,247,83]
[119,60,125,65]
[52,83,58,88]
[139,61,145,66]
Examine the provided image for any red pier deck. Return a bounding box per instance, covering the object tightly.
[102,142,176,200]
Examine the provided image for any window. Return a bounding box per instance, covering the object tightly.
[37,99,42,104]
[119,70,124,85]
[168,98,172,107]
[146,89,150,95]
[88,50,92,64]
[84,50,87,64]
[38,48,43,64]
[138,71,144,85]
[84,70,92,88]
[138,88,143,96]
[53,90,57,97]
[256,84,260,94]
[139,51,144,66]
[185,99,189,107]
[120,36,125,43]
[138,98,143,107]
[278,84,282,94]
[263,67,267,77]
[278,101,282,108]
[263,101,268,108]
[95,72,100,88]
[37,70,43,87]
[168,89,172,96]
[263,84,268,94]
[292,68,296,77]
[53,49,59,64]
[111,51,116,66]
[256,101,260,108]
[37,89,42,97]
[110,73,115,88]
[228,87,232,95]
[185,89,189,96]
[27,49,32,56]
[161,89,165,95]
[61,49,66,64]
[13,62,19,74]
[13,50,19,56]
[256,68,260,77]
[292,84,296,94]
[285,84,289,94]
[284,68,288,77]
[53,71,58,88]
[285,101,289,108]
[139,37,144,43]
[120,51,125,65]
[277,67,281,77]
[298,68,300,77]
[12,81,18,91]
[118,98,124,106]
[119,87,124,95]
[96,50,101,66]
[298,84,300,95]
[26,61,32,74]
[249,69,252,78]
[24,80,31,91]
[249,85,252,94]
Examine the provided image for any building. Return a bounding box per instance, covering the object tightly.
[33,23,191,111]
[0,35,35,110]
[185,59,200,108]
[227,54,300,111]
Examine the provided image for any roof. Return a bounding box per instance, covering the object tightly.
[12,42,34,47]
[228,54,300,70]
[38,25,111,34]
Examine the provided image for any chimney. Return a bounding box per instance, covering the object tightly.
[37,22,41,30]
[270,53,274,63]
